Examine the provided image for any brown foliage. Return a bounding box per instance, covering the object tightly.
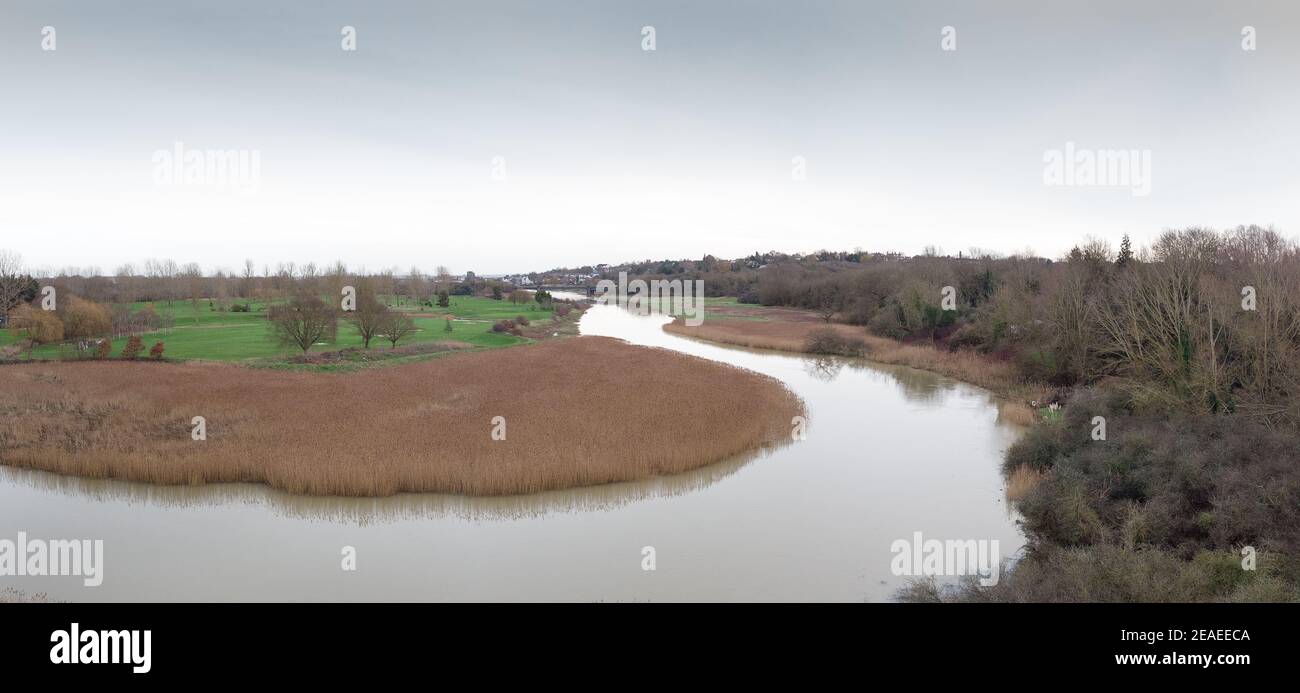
[0,337,803,496]
[805,327,865,356]
[7,303,63,347]
[121,335,144,360]
[665,316,1025,397]
[60,296,112,341]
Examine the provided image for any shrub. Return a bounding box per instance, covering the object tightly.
[804,328,865,356]
[1005,387,1300,575]
[866,308,908,340]
[8,304,63,346]
[491,319,515,333]
[897,544,1298,603]
[515,315,530,326]
[61,297,112,342]
[121,335,144,359]
[231,303,251,313]
[92,339,112,359]
[149,342,165,359]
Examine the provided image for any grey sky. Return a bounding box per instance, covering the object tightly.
[2,0,1297,274]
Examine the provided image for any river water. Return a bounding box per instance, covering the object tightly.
[0,301,1024,601]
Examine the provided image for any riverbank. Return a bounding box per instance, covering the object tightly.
[663,306,1041,426]
[0,336,803,497]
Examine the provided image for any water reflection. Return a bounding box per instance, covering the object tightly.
[803,356,845,382]
[0,446,773,525]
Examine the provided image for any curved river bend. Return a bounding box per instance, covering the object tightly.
[0,303,1024,601]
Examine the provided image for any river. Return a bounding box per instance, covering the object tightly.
[0,300,1024,601]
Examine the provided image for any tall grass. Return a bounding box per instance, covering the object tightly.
[665,316,1036,400]
[1003,464,1043,503]
[0,337,803,497]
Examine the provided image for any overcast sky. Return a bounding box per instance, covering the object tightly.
[2,1,1298,275]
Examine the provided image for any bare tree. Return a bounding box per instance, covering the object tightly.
[347,282,388,348]
[813,282,842,322]
[239,259,257,299]
[115,263,138,304]
[407,266,426,306]
[378,311,417,348]
[182,262,204,319]
[268,293,337,354]
[0,250,28,321]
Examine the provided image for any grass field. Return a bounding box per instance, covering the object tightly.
[0,296,533,362]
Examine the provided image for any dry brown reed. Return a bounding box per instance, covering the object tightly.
[665,317,1030,397]
[0,337,802,497]
[1003,464,1044,503]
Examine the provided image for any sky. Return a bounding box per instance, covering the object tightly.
[2,0,1298,275]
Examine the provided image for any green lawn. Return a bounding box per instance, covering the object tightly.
[419,295,553,321]
[0,296,531,362]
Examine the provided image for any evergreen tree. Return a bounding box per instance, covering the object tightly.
[1116,234,1133,268]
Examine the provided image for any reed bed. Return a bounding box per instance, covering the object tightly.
[0,337,803,497]
[666,317,1033,399]
[664,318,845,353]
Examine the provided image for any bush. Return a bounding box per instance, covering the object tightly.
[149,341,165,359]
[515,315,529,326]
[121,335,144,359]
[61,297,112,342]
[804,328,865,356]
[92,339,111,359]
[866,308,908,340]
[7,304,63,346]
[1006,387,1300,567]
[231,303,250,313]
[897,544,1298,603]
[491,319,515,333]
